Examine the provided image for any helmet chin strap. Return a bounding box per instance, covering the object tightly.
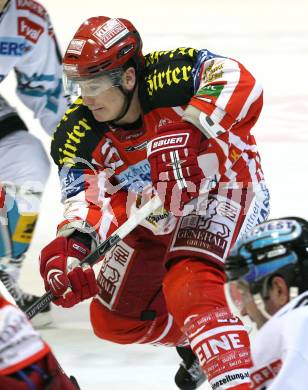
[110,82,137,124]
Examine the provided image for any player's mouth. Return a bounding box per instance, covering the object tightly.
[90,106,104,112]
[90,107,108,122]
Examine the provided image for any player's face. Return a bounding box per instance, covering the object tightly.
[262,276,289,316]
[228,280,264,322]
[263,293,282,316]
[82,86,126,122]
[81,67,137,123]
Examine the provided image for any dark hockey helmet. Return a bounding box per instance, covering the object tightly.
[225,217,308,295]
[63,16,143,81]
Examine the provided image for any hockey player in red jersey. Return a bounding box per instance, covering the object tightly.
[39,16,270,389]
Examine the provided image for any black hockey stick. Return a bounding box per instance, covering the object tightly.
[25,196,162,320]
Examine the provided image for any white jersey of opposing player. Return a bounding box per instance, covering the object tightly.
[250,291,308,389]
[0,0,69,135]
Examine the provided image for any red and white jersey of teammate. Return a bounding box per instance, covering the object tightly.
[0,0,69,135]
[250,291,308,390]
[0,292,50,375]
[51,47,267,241]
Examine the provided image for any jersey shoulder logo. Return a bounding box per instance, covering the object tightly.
[18,17,44,43]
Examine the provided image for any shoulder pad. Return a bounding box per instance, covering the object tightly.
[140,48,198,112]
[51,98,107,169]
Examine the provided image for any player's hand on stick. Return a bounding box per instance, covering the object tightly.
[39,236,99,308]
[147,121,205,212]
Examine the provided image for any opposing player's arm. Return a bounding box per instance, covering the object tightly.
[276,311,308,388]
[253,312,308,390]
[259,350,308,390]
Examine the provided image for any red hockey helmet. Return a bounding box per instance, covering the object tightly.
[63,16,143,95]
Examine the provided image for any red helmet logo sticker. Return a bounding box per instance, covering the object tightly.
[63,63,78,74]
[67,39,86,55]
[93,18,129,49]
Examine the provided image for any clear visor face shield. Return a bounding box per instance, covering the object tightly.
[225,279,272,319]
[63,68,123,98]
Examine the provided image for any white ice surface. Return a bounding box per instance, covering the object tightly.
[2,0,308,388]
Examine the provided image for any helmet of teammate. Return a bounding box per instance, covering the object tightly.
[63,16,143,96]
[225,217,308,296]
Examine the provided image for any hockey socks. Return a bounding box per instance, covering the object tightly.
[184,308,251,389]
[163,258,252,389]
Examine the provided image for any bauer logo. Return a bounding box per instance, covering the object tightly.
[67,39,86,55]
[18,17,44,44]
[93,19,129,49]
[148,133,189,154]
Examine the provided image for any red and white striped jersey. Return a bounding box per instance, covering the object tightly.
[51,47,265,240]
